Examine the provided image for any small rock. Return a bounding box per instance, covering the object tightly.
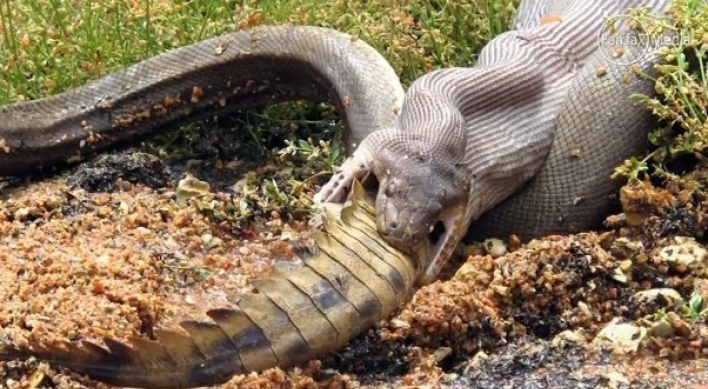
[175,173,211,208]
[453,261,478,281]
[632,288,684,307]
[65,330,78,341]
[389,318,411,329]
[648,320,674,337]
[96,206,112,218]
[693,278,708,301]
[43,197,63,211]
[94,254,111,266]
[463,351,489,373]
[552,329,587,347]
[592,318,646,353]
[619,259,633,271]
[433,347,452,363]
[667,311,692,337]
[13,207,29,221]
[279,230,296,241]
[656,236,708,271]
[612,267,629,284]
[135,227,152,236]
[27,369,46,389]
[508,234,522,251]
[201,234,223,250]
[597,231,617,249]
[609,237,644,259]
[577,301,591,317]
[483,238,507,258]
[119,201,130,214]
[158,206,173,219]
[492,285,509,297]
[604,371,630,389]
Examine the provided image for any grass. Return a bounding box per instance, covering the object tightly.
[613,0,708,183]
[0,0,517,102]
[0,0,518,226]
[1,0,707,224]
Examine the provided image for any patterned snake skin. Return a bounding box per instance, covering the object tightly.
[0,0,669,281]
[0,0,668,283]
[317,0,668,283]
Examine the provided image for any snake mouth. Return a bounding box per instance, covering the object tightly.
[361,173,446,248]
[360,173,459,283]
[428,221,447,247]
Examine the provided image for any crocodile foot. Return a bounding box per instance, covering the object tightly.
[314,147,373,204]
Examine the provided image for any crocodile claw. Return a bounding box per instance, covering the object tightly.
[314,147,373,204]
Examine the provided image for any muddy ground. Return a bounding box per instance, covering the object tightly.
[2,118,708,389]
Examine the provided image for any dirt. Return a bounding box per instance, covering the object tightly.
[2,128,708,389]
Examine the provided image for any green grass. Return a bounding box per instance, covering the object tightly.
[638,1,708,158]
[613,0,708,182]
[0,0,519,225]
[1,0,707,224]
[0,0,518,103]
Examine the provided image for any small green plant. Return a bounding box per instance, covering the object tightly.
[652,307,670,322]
[277,138,344,181]
[616,0,708,180]
[0,0,522,223]
[177,136,346,232]
[612,155,651,183]
[681,294,708,321]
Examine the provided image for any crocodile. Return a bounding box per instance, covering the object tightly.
[0,180,427,388]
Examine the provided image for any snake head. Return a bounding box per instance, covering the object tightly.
[373,148,471,281]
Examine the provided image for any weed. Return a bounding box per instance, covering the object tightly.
[614,0,708,182]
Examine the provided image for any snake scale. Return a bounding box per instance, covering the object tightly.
[0,0,670,387]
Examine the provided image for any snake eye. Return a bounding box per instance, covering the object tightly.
[385,183,397,197]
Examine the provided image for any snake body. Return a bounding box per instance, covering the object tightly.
[0,0,671,387]
[0,27,404,175]
[318,0,667,283]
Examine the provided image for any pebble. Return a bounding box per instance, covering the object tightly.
[592,318,646,353]
[649,320,674,337]
[433,347,452,362]
[201,234,223,250]
[657,236,708,270]
[632,288,684,306]
[483,238,507,258]
[389,318,411,329]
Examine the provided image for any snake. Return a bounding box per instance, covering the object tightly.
[318,0,668,283]
[0,0,671,387]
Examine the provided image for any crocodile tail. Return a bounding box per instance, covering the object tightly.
[0,180,423,389]
[0,324,241,388]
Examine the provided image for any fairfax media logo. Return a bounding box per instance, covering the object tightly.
[597,13,692,66]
